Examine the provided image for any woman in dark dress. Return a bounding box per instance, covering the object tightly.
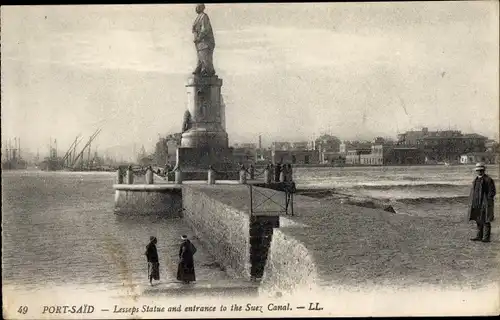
[176,235,197,284]
[145,236,160,286]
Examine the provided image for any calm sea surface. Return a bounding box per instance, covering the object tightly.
[2,165,498,288]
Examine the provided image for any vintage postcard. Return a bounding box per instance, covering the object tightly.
[2,2,499,319]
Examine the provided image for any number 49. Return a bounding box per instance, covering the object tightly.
[17,306,28,314]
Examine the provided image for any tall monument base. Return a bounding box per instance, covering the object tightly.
[175,75,238,180]
[176,147,238,180]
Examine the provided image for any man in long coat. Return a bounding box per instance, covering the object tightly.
[177,235,197,284]
[145,236,160,285]
[192,4,216,76]
[468,163,496,243]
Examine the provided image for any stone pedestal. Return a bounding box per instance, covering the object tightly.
[176,75,238,180]
[181,75,228,148]
[176,146,238,180]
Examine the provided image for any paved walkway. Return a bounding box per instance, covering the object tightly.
[189,185,500,290]
[280,195,500,289]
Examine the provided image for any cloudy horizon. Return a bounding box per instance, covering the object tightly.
[1,2,498,158]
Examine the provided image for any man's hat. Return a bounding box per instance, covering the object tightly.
[150,236,157,242]
[475,162,486,171]
[181,235,188,240]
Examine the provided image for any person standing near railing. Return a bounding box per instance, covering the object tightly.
[274,162,281,182]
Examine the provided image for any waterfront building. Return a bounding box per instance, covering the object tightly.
[290,141,310,150]
[233,143,257,149]
[256,148,272,163]
[485,139,498,153]
[397,127,488,163]
[390,147,425,165]
[419,132,487,163]
[397,127,430,146]
[459,152,497,165]
[272,149,319,165]
[345,148,372,165]
[340,140,372,154]
[233,144,257,165]
[320,151,345,165]
[271,141,292,151]
[312,134,342,152]
[360,145,384,165]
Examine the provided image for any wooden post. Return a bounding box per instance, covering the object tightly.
[264,166,271,184]
[116,168,124,184]
[249,165,255,180]
[145,166,154,184]
[175,169,183,184]
[208,167,215,185]
[239,167,247,184]
[126,166,134,184]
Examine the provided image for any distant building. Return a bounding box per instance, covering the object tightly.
[255,148,272,163]
[271,142,291,151]
[320,151,345,165]
[390,147,425,165]
[420,132,487,163]
[360,145,385,166]
[290,141,310,151]
[345,148,371,165]
[271,140,314,153]
[315,134,341,153]
[485,139,498,153]
[460,152,496,165]
[272,149,319,165]
[340,140,372,155]
[233,143,257,149]
[397,127,488,163]
[233,147,256,165]
[397,127,430,146]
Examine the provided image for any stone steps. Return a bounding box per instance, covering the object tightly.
[142,280,259,297]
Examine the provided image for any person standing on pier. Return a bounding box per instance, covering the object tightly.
[177,235,197,284]
[286,164,293,182]
[468,163,496,243]
[274,163,282,182]
[145,236,160,285]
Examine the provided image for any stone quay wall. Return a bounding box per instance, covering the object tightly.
[114,185,182,216]
[181,185,252,280]
[259,226,318,296]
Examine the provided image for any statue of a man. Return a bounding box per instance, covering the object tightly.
[192,4,216,77]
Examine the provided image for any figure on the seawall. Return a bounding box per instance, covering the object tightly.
[177,235,197,284]
[192,3,216,77]
[145,236,160,286]
[468,162,496,243]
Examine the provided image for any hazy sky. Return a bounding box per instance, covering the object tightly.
[1,2,498,156]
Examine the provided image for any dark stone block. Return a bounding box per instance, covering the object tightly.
[176,147,239,180]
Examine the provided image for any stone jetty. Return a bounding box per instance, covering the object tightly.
[113,176,500,298]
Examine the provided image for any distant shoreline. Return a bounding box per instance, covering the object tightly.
[256,163,496,169]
